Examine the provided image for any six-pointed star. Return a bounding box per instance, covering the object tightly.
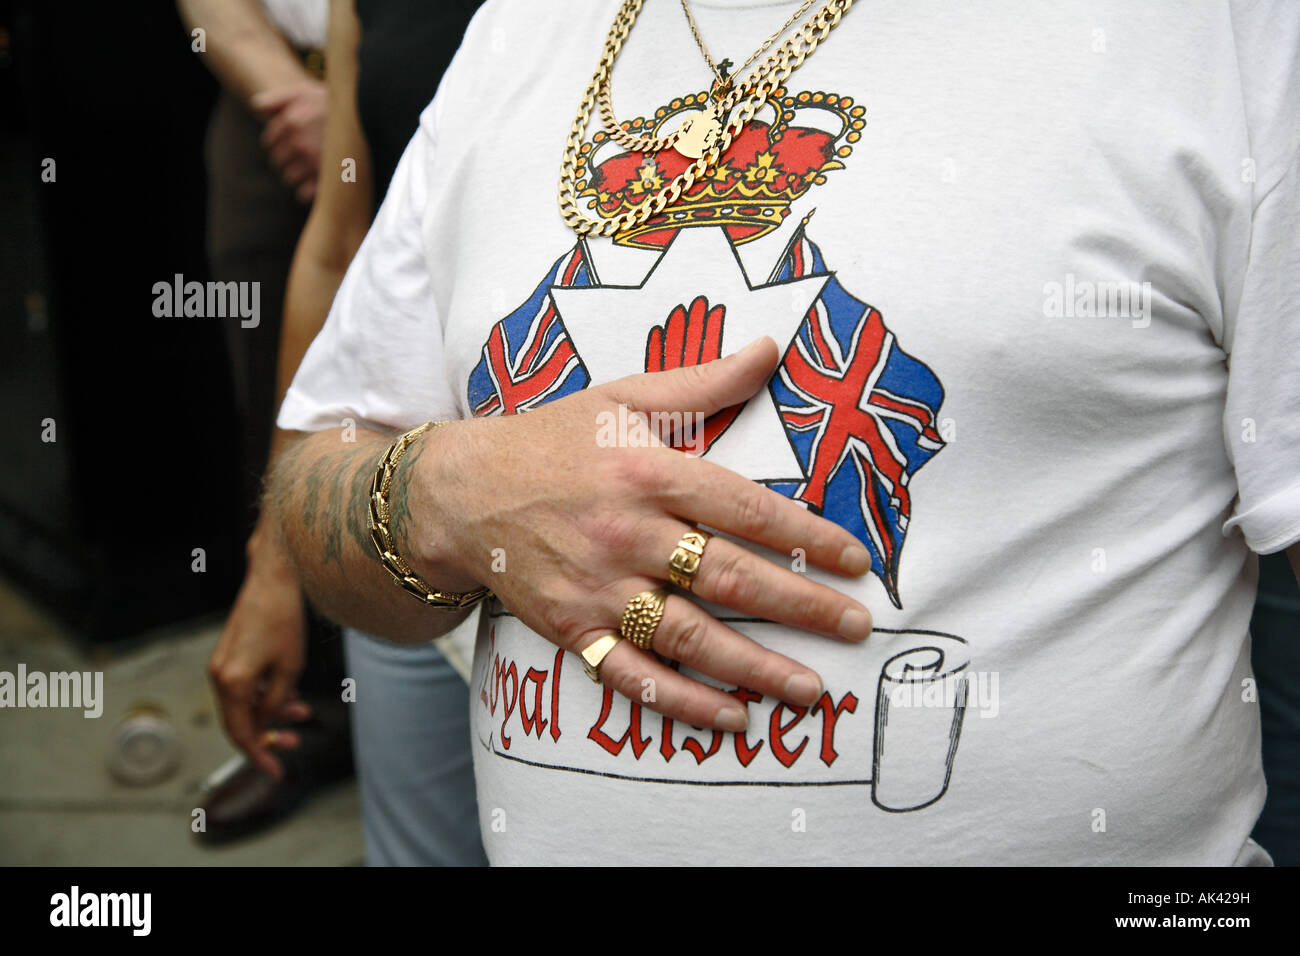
[549,226,828,482]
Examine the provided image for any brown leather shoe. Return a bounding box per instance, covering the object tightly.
[197,760,302,844]
[195,698,354,845]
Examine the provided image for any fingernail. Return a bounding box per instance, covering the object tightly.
[738,336,768,357]
[838,607,873,641]
[839,544,870,575]
[784,673,823,707]
[716,706,749,731]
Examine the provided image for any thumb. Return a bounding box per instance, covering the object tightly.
[257,662,301,723]
[603,335,780,415]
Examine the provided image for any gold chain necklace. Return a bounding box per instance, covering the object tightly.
[561,0,854,238]
[597,0,819,155]
[680,0,818,96]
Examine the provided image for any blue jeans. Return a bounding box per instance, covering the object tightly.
[343,629,488,866]
[1250,552,1300,866]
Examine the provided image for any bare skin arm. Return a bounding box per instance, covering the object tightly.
[177,0,308,108]
[206,0,374,776]
[179,0,327,202]
[268,0,372,469]
[268,424,475,644]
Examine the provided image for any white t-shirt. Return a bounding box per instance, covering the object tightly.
[260,0,328,50]
[279,0,1300,865]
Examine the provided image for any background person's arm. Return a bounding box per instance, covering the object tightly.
[271,0,372,469]
[177,0,308,108]
[207,0,374,777]
[235,0,371,608]
[179,0,326,202]
[239,0,370,593]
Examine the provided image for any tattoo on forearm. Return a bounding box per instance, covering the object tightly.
[345,451,375,555]
[388,433,428,557]
[301,452,331,548]
[322,447,387,570]
[320,453,351,568]
[272,433,392,573]
[267,434,309,523]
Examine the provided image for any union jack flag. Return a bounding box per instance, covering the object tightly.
[769,233,946,607]
[467,246,591,416]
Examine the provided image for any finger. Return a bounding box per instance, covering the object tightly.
[602,334,779,416]
[634,519,872,641]
[257,665,299,723]
[261,729,302,751]
[579,631,750,731]
[278,159,313,188]
[656,452,870,576]
[220,691,280,777]
[266,137,297,172]
[210,663,282,772]
[295,177,317,205]
[267,143,296,175]
[260,113,291,152]
[697,535,872,640]
[616,582,825,707]
[252,746,285,779]
[276,699,313,722]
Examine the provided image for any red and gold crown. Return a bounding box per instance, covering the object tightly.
[576,87,866,249]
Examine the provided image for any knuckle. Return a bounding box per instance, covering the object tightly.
[605,659,643,701]
[794,585,841,632]
[538,599,588,648]
[809,515,850,555]
[735,655,777,695]
[677,361,713,396]
[733,488,774,537]
[580,508,639,555]
[591,380,626,409]
[607,451,665,493]
[663,613,708,662]
[706,549,758,609]
[220,669,252,696]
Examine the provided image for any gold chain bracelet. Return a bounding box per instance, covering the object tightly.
[367,421,492,610]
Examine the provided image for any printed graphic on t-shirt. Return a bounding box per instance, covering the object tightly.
[467,89,974,811]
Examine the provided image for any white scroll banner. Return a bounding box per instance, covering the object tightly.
[873,646,969,811]
[472,612,974,813]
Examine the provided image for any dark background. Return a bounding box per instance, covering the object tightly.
[1,0,242,646]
